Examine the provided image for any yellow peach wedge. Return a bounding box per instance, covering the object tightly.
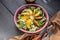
[21,15,29,21]
[34,12,40,17]
[26,19,32,29]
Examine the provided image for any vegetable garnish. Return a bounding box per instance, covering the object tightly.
[29,6,35,11]
[18,21,25,28]
[35,7,40,13]
[17,6,46,32]
[38,20,44,27]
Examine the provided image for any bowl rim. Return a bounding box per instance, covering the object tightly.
[14,4,49,34]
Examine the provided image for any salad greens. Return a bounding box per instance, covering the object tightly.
[38,20,44,27]
[18,21,25,28]
[29,6,35,11]
[35,7,40,13]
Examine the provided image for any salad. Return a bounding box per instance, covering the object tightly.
[17,6,46,32]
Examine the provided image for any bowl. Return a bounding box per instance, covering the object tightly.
[14,4,49,34]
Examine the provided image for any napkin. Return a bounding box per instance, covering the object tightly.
[47,11,60,40]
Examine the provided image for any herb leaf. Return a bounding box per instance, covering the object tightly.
[35,7,40,13]
[29,6,35,11]
[18,22,25,28]
[38,20,44,27]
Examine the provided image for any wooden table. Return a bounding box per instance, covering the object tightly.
[0,0,60,40]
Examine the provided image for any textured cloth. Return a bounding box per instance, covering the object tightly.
[45,11,60,40]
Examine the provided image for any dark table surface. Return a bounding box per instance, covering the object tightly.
[0,0,60,40]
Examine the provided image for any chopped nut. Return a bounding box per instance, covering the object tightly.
[35,17,42,20]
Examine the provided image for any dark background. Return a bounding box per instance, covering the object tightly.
[0,0,60,40]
